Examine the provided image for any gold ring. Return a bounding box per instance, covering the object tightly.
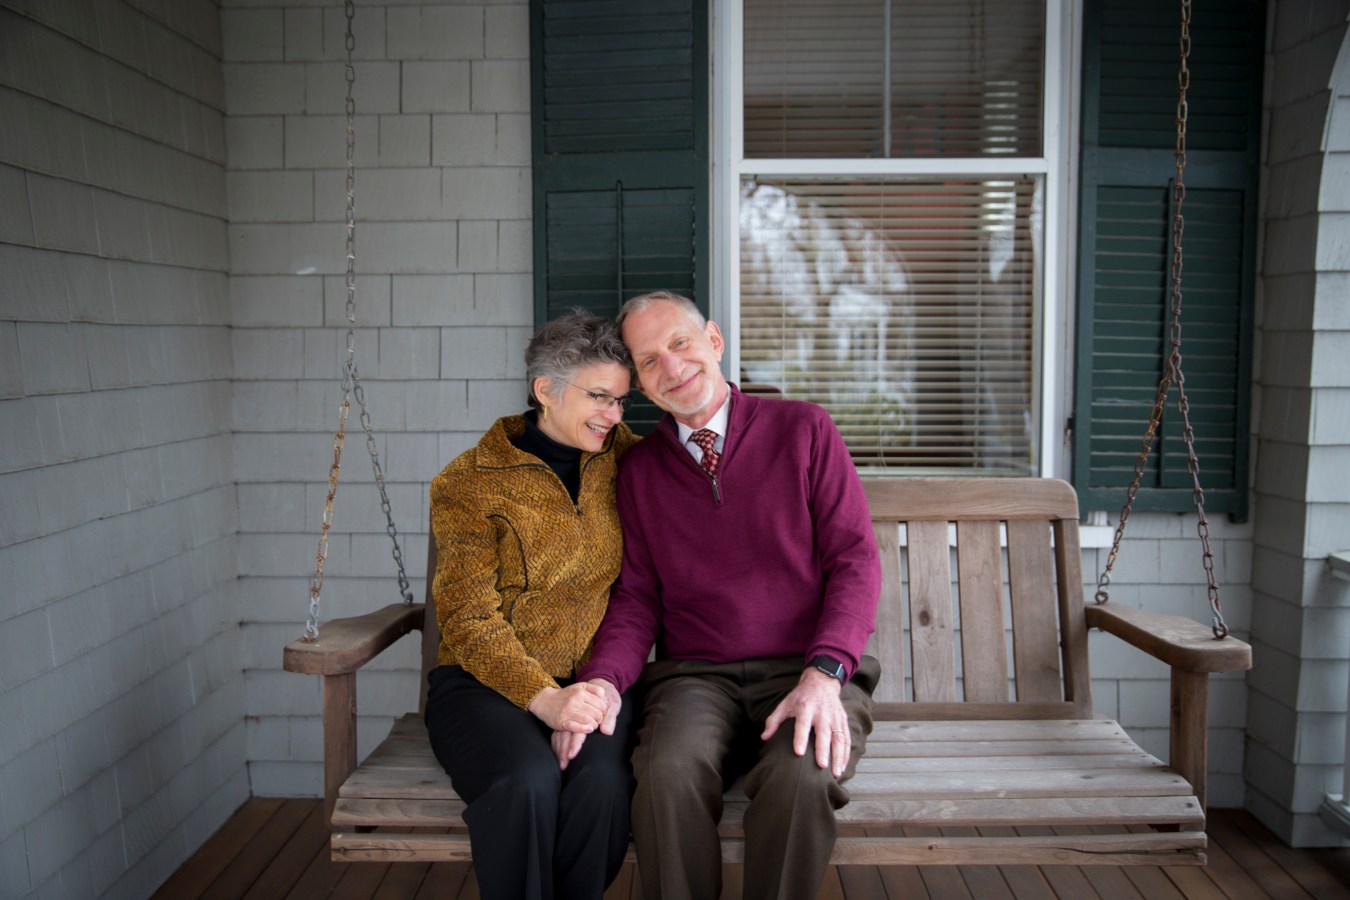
[831,729,847,734]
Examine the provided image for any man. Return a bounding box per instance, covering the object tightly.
[565,290,881,900]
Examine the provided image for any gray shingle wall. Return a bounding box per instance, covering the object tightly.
[223,0,534,802]
[0,1,246,897]
[1247,0,1350,848]
[4,0,1335,892]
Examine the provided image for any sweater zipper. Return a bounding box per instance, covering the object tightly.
[709,473,721,504]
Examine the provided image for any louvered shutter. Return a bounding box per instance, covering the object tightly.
[1074,0,1261,518]
[530,0,709,433]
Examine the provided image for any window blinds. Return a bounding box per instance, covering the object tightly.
[744,0,1045,159]
[739,0,1044,471]
[739,178,1036,472]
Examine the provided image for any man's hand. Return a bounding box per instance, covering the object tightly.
[527,682,609,733]
[761,668,851,778]
[549,679,623,770]
[589,678,622,736]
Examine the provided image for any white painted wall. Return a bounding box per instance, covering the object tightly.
[0,1,245,897]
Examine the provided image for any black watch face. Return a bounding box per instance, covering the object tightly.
[812,657,844,682]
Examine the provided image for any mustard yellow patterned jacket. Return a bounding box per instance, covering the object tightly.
[430,414,639,710]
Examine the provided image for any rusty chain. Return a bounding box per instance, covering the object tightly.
[1094,0,1226,639]
[305,0,414,642]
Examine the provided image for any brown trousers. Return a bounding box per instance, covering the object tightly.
[630,656,879,900]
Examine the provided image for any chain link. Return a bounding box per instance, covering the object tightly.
[306,0,414,642]
[1094,0,1226,639]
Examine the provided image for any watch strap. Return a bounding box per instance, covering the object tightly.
[807,654,846,685]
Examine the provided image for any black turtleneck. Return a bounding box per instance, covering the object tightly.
[512,410,583,502]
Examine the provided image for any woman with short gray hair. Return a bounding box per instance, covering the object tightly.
[425,309,639,900]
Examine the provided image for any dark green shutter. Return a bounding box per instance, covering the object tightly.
[530,0,709,433]
[1074,0,1261,519]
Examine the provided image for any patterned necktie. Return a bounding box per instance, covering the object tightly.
[689,428,721,478]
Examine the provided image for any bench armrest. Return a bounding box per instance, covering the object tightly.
[1085,602,1250,812]
[1084,603,1251,673]
[282,603,426,675]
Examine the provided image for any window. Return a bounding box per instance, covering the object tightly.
[530,0,1257,505]
[718,0,1054,475]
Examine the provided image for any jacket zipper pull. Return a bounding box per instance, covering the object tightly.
[711,474,721,504]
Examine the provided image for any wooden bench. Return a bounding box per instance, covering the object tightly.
[283,477,1251,867]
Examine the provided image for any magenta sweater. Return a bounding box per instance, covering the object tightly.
[578,385,880,693]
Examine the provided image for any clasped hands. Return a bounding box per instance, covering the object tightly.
[528,679,622,771]
[530,669,851,777]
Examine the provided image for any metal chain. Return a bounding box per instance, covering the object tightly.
[305,0,414,642]
[1094,0,1226,639]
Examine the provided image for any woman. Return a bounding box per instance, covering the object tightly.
[425,310,639,900]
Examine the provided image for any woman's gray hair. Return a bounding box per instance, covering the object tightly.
[525,309,630,409]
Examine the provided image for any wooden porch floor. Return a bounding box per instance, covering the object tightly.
[151,798,1350,899]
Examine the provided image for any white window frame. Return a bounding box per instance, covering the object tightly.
[709,0,1081,479]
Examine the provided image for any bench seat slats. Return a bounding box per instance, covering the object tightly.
[818,832,1207,867]
[341,763,1192,803]
[339,715,1197,816]
[330,830,1206,866]
[334,794,1203,832]
[854,753,1165,773]
[843,769,1190,799]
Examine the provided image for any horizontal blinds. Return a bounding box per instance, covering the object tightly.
[744,0,1044,158]
[740,178,1036,472]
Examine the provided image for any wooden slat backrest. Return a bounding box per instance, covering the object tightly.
[954,520,1007,702]
[870,521,906,704]
[861,478,1092,717]
[906,520,957,702]
[418,478,1092,716]
[1054,518,1093,716]
[1006,518,1063,703]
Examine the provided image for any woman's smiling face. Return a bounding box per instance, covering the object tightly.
[535,361,631,452]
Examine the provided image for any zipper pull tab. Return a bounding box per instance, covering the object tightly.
[711,475,721,504]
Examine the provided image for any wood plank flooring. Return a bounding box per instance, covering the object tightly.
[151,799,1350,899]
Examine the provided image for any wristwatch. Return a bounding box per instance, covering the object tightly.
[807,654,847,685]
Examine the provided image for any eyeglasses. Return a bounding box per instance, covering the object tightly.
[562,382,632,413]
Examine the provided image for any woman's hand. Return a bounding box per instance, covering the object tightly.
[527,682,610,732]
[552,730,587,770]
[550,679,623,769]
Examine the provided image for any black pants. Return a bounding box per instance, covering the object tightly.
[425,665,636,900]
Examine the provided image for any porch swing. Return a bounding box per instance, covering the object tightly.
[284,0,1250,869]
